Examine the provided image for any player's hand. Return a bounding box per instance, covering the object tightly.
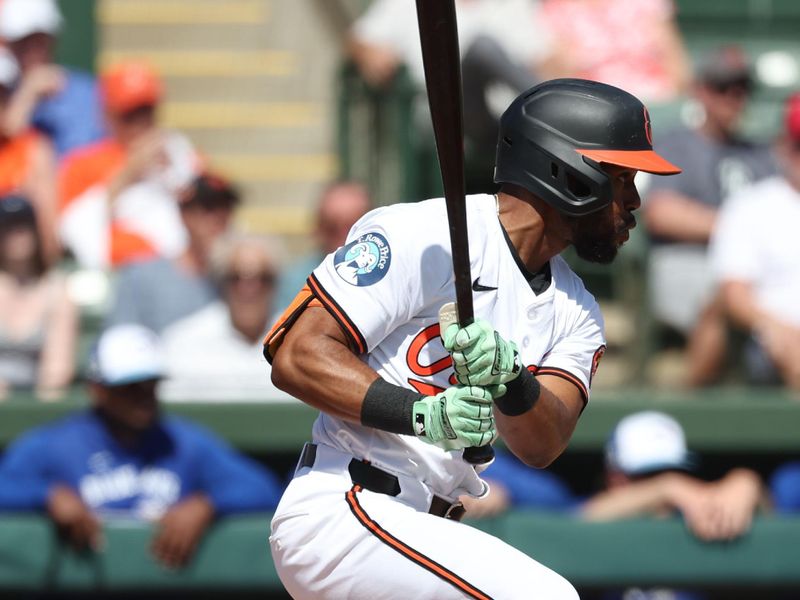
[412,386,495,451]
[459,481,512,519]
[151,493,215,569]
[47,485,103,552]
[442,319,521,387]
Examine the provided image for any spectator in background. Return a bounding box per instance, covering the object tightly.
[160,234,291,402]
[582,411,764,541]
[347,0,549,192]
[539,0,690,103]
[105,172,239,334]
[347,0,548,93]
[0,196,76,399]
[0,48,59,262]
[643,47,778,386]
[463,412,764,543]
[582,411,764,600]
[709,93,800,390]
[0,324,283,568]
[275,181,370,312]
[0,0,104,158]
[58,61,200,270]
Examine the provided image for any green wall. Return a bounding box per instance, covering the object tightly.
[54,0,96,72]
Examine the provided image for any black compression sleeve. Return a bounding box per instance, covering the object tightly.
[360,378,423,435]
[494,368,541,416]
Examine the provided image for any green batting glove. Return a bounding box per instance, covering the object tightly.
[442,319,522,387]
[412,386,496,451]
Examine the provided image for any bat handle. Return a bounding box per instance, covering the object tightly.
[463,445,495,465]
[439,303,496,466]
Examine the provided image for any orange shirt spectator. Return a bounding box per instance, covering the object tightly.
[540,0,690,103]
[58,62,200,269]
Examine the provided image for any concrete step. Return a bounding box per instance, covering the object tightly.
[98,0,344,243]
[176,127,332,155]
[99,50,296,78]
[99,0,270,25]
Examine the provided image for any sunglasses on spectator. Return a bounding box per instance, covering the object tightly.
[224,271,277,286]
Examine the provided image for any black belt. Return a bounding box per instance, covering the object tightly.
[298,443,465,521]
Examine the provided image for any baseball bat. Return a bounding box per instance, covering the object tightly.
[415,0,494,465]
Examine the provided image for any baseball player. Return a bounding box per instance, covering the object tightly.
[264,79,680,599]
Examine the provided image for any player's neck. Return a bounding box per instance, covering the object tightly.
[496,189,570,273]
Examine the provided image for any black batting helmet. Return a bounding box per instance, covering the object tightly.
[494,78,680,217]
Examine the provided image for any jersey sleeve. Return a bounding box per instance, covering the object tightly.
[186,423,284,515]
[0,428,55,510]
[538,266,606,406]
[307,205,454,354]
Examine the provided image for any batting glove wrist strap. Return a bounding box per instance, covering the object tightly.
[361,378,420,436]
[493,368,540,416]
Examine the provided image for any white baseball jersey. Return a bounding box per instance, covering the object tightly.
[297,194,606,500]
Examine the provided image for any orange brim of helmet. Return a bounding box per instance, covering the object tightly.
[576,149,682,175]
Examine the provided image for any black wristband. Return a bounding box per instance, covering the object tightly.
[494,368,541,416]
[361,378,422,435]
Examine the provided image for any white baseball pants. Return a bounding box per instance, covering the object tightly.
[269,443,578,599]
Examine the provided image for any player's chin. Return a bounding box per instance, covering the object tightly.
[574,238,619,264]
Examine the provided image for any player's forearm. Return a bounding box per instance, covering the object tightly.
[495,381,579,468]
[271,307,379,424]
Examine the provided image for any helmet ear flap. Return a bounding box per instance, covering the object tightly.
[494,131,613,216]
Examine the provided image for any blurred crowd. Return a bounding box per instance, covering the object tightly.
[0,0,376,404]
[1,0,797,401]
[348,0,800,393]
[0,0,800,578]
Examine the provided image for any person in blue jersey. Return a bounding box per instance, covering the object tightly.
[0,324,283,568]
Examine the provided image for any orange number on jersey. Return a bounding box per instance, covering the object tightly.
[405,324,456,395]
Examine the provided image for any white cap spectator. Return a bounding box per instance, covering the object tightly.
[605,411,694,476]
[88,325,165,386]
[0,0,62,42]
[0,48,19,87]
